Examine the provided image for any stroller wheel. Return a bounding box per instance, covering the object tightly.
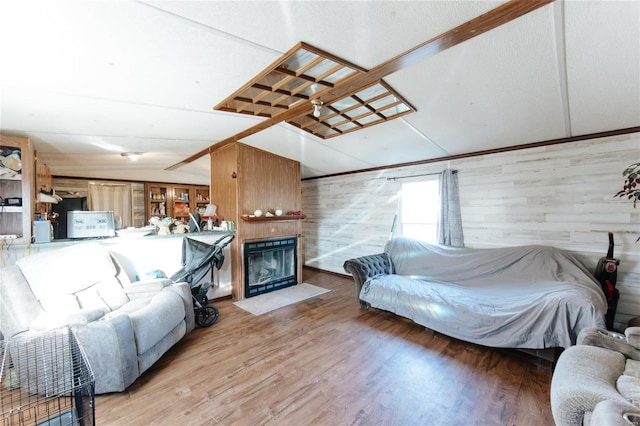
[196,304,219,327]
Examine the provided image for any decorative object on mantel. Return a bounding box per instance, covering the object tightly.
[241,213,306,222]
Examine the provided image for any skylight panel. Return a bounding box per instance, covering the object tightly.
[214,42,415,138]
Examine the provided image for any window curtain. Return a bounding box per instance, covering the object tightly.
[437,169,464,247]
[88,182,132,229]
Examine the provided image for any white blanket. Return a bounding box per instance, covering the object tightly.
[360,238,607,349]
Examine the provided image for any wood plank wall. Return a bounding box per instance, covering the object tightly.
[302,132,640,328]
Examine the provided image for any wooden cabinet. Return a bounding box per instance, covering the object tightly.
[0,135,34,245]
[193,185,210,215]
[146,183,169,217]
[145,183,210,221]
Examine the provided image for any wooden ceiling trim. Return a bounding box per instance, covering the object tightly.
[273,66,338,89]
[378,80,417,113]
[298,41,368,74]
[167,0,555,170]
[303,126,640,180]
[316,63,346,83]
[213,41,306,111]
[296,55,326,76]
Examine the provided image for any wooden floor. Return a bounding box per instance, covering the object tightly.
[96,268,554,425]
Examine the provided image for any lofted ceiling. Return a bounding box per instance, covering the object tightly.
[0,0,638,185]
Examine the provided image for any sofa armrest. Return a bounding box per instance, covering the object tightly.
[0,265,45,339]
[588,400,640,426]
[625,326,640,349]
[123,278,172,300]
[343,253,393,307]
[70,314,139,394]
[550,344,628,426]
[163,281,195,333]
[578,328,640,361]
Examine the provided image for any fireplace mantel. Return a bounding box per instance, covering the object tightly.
[209,142,303,300]
[241,214,305,222]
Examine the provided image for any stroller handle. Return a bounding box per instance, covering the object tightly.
[214,232,235,249]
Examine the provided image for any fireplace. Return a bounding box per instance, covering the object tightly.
[244,237,297,298]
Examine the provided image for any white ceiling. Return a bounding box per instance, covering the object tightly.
[0,1,638,185]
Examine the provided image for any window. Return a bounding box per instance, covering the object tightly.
[398,178,439,243]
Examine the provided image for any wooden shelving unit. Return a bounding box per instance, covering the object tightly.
[145,182,210,221]
[146,183,169,217]
[193,185,210,215]
[0,135,34,245]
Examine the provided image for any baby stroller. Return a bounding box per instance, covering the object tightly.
[171,233,235,327]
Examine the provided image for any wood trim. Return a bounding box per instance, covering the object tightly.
[167,0,554,170]
[302,126,640,181]
[365,0,554,79]
[213,42,305,111]
[298,41,369,74]
[241,214,305,222]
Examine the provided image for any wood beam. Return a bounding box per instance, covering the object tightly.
[166,0,554,170]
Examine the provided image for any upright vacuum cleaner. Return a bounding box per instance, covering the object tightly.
[594,232,620,330]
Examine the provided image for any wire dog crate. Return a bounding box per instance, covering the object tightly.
[0,327,95,426]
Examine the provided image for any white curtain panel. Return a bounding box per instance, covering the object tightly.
[88,182,133,228]
[437,169,464,247]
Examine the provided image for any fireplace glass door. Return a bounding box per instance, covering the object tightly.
[244,237,297,297]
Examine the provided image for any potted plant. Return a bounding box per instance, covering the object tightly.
[615,162,640,207]
[615,162,640,243]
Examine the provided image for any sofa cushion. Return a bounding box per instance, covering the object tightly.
[16,243,121,308]
[625,359,640,379]
[616,375,640,406]
[101,299,150,320]
[95,277,130,310]
[39,294,80,314]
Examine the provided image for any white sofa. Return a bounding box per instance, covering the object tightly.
[343,237,607,350]
[551,327,640,425]
[0,242,195,394]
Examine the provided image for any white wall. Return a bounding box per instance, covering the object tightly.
[302,132,640,328]
[2,232,233,299]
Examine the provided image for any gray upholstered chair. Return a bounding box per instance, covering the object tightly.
[1,242,195,394]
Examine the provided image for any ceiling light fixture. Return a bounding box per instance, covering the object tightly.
[311,99,323,118]
[121,152,143,161]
